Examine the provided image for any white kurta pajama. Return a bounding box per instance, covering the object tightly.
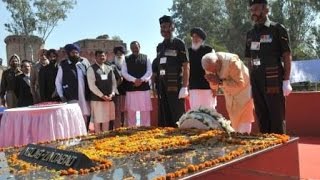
[87,64,116,124]
[189,89,217,110]
[55,60,90,116]
[121,58,153,127]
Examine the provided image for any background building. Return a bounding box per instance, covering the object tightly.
[4,34,126,65]
[4,35,44,65]
[58,36,127,63]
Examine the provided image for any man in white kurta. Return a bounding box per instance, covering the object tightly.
[55,44,90,129]
[202,52,254,133]
[121,41,152,127]
[87,50,116,133]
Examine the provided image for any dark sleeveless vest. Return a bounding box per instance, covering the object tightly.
[90,63,114,101]
[60,60,79,101]
[125,54,150,92]
[60,59,90,101]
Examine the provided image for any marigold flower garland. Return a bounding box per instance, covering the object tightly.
[0,127,290,178]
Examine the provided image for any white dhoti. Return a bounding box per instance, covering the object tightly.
[237,122,252,133]
[189,89,217,110]
[126,91,152,127]
[90,101,115,123]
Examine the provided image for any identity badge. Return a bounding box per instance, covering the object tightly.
[250,42,260,50]
[101,74,108,80]
[164,50,177,57]
[260,34,272,43]
[252,58,261,66]
[160,57,167,64]
[160,70,166,76]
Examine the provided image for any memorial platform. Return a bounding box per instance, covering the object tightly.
[185,138,299,180]
[0,127,295,179]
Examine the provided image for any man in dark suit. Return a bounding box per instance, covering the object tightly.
[15,60,33,107]
[0,54,21,108]
[39,49,60,102]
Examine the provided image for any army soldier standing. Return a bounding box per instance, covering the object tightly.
[245,0,292,134]
[153,15,190,127]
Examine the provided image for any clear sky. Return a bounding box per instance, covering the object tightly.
[0,0,173,65]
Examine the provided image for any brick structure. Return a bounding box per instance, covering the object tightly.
[4,35,126,65]
[4,35,44,65]
[58,37,127,64]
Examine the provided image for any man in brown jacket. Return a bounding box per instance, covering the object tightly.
[0,54,22,108]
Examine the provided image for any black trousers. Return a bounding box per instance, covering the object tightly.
[158,90,185,127]
[251,68,285,134]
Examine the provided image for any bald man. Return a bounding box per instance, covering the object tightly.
[202,52,254,133]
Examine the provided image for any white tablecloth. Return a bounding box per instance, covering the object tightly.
[0,103,87,148]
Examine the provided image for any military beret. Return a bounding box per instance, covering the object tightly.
[190,27,207,40]
[249,0,267,6]
[64,44,80,53]
[159,15,173,24]
[113,46,125,54]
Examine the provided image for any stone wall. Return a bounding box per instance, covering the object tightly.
[4,35,44,65]
[76,39,126,63]
[4,35,126,64]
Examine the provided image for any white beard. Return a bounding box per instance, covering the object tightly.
[191,42,203,50]
[114,55,125,67]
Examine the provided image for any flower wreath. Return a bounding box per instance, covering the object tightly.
[177,107,234,134]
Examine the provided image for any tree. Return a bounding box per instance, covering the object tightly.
[170,0,228,51]
[223,0,252,56]
[96,34,109,39]
[170,0,320,60]
[269,0,319,59]
[3,0,36,37]
[3,0,76,42]
[111,35,122,41]
[33,0,77,42]
[310,26,320,58]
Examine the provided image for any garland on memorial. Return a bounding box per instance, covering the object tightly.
[0,127,289,178]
